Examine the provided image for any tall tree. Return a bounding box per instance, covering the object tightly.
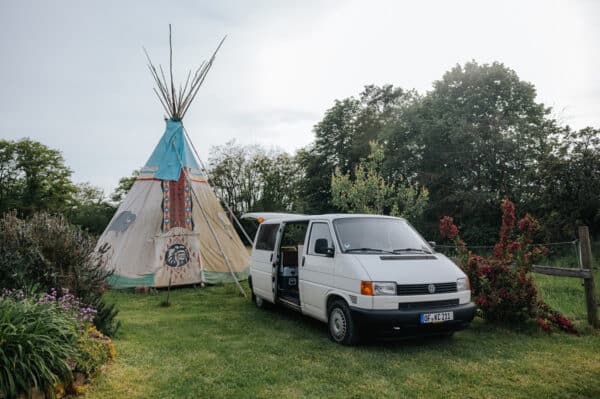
[209,141,302,215]
[0,139,77,216]
[382,61,559,242]
[69,182,116,235]
[530,127,600,239]
[299,85,414,213]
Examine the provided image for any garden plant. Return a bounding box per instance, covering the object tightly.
[440,199,578,333]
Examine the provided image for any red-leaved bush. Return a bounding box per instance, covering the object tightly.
[440,200,577,333]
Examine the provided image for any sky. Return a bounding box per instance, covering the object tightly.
[1,0,599,195]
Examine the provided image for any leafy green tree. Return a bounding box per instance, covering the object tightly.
[299,85,415,213]
[0,139,77,216]
[110,170,140,203]
[530,127,600,239]
[331,142,428,222]
[254,152,303,212]
[382,61,559,242]
[209,141,302,215]
[69,183,116,235]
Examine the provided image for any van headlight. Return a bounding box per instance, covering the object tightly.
[457,277,470,291]
[374,282,396,296]
[361,281,397,296]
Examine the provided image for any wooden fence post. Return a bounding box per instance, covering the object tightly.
[579,226,598,328]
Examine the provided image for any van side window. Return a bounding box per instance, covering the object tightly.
[308,222,333,255]
[255,223,279,251]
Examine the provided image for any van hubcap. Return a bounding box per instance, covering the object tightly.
[330,308,347,340]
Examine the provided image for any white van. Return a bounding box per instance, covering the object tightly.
[243,213,475,345]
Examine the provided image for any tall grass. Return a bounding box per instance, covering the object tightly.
[0,299,79,398]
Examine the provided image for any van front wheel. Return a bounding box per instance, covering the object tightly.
[328,300,360,345]
[254,295,269,309]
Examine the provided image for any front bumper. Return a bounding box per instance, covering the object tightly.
[350,302,476,337]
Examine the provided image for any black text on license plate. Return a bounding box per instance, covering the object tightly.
[420,311,454,324]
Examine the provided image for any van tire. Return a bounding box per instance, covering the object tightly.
[255,295,269,309]
[328,299,360,345]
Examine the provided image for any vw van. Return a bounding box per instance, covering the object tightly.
[243,213,475,345]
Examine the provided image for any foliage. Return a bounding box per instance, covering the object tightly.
[0,297,79,398]
[74,326,114,376]
[90,295,121,337]
[110,170,140,203]
[69,182,116,235]
[209,141,303,215]
[0,212,120,336]
[0,139,77,217]
[530,127,600,240]
[37,287,97,324]
[440,200,577,333]
[298,85,416,214]
[331,142,428,221]
[0,291,116,398]
[383,61,560,241]
[0,212,109,302]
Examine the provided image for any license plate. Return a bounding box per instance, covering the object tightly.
[420,311,454,324]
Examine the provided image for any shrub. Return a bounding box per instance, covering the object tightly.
[90,295,121,337]
[0,212,120,336]
[0,292,117,398]
[0,298,79,398]
[0,212,110,303]
[440,200,577,333]
[74,326,114,376]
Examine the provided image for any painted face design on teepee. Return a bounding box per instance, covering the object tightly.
[165,243,190,267]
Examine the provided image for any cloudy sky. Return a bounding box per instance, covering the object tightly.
[1,0,598,194]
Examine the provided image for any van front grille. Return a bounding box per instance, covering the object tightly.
[396,282,457,296]
[398,299,459,310]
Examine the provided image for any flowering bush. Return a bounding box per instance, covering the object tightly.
[0,211,120,337]
[39,288,98,325]
[440,200,577,333]
[2,287,98,326]
[0,289,115,398]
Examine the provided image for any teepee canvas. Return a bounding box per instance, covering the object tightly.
[96,27,249,290]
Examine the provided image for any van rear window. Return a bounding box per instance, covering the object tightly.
[255,223,279,251]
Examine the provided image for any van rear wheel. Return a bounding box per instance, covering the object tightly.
[328,299,360,345]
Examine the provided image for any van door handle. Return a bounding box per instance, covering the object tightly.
[301,256,305,266]
[270,253,273,262]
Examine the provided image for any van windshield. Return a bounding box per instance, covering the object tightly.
[333,217,431,254]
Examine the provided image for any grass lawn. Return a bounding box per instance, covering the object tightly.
[84,273,600,399]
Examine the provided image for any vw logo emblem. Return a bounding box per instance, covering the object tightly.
[428,284,436,294]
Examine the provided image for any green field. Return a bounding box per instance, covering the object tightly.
[84,273,600,399]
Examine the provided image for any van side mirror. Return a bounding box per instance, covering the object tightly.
[315,238,335,257]
[428,241,436,250]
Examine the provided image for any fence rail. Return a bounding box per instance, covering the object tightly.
[534,226,597,328]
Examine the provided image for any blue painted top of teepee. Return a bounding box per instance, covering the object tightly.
[144,119,200,181]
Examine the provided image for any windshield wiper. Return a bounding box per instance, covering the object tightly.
[392,248,432,254]
[345,248,394,254]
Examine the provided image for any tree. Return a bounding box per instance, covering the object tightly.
[208,141,302,215]
[0,139,77,216]
[299,85,415,213]
[530,127,600,239]
[69,183,116,235]
[331,142,428,222]
[382,61,560,242]
[110,170,140,203]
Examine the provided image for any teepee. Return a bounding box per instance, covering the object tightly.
[96,26,249,293]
